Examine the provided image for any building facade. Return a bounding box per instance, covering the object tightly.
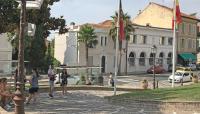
[133,2,199,65]
[0,33,12,74]
[54,20,173,74]
[127,24,173,73]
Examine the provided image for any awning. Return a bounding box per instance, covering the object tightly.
[179,53,196,61]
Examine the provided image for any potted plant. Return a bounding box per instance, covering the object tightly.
[141,79,148,89]
[192,75,198,83]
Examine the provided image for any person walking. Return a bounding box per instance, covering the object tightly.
[108,72,114,87]
[60,69,69,96]
[26,68,39,104]
[48,65,55,98]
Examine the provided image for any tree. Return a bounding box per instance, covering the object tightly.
[0,0,19,34]
[1,0,68,71]
[78,24,97,84]
[109,12,134,75]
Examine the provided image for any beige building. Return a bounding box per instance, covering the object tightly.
[133,2,199,65]
[0,33,12,74]
[54,20,174,74]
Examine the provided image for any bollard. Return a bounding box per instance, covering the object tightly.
[13,83,25,114]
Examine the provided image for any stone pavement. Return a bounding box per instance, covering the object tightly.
[5,90,200,114]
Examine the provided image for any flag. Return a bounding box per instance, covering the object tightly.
[118,0,125,40]
[172,0,182,30]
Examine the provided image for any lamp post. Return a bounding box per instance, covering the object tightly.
[13,0,43,114]
[151,45,157,89]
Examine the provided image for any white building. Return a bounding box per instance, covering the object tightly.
[127,24,173,73]
[0,33,12,74]
[54,20,173,74]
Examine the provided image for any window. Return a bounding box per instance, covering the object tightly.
[159,37,165,45]
[188,39,192,48]
[101,36,103,46]
[181,39,185,48]
[168,37,173,45]
[128,52,135,66]
[133,35,137,44]
[113,56,115,67]
[182,23,185,34]
[159,52,164,65]
[167,52,172,64]
[193,40,196,49]
[105,37,107,46]
[114,42,116,49]
[139,52,145,66]
[189,24,192,34]
[141,35,147,44]
[88,56,93,66]
[149,53,154,65]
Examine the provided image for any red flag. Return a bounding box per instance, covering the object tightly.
[172,0,182,30]
[119,0,125,40]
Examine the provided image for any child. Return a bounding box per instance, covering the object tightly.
[108,73,114,87]
[26,68,39,104]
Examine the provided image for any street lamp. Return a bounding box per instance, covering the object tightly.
[151,45,157,89]
[13,1,43,114]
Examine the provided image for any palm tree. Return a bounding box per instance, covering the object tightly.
[109,12,134,75]
[78,24,97,84]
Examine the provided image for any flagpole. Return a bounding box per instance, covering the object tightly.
[114,0,121,96]
[172,0,177,88]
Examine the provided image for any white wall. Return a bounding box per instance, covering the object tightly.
[0,33,12,74]
[127,25,173,73]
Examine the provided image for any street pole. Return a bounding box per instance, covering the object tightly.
[13,0,26,114]
[172,0,177,88]
[114,0,122,96]
[153,53,156,89]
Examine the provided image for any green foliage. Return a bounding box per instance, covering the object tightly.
[78,24,98,47]
[0,0,19,33]
[110,83,200,101]
[1,0,68,72]
[109,12,134,41]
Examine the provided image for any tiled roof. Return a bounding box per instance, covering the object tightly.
[150,2,199,21]
[82,20,113,29]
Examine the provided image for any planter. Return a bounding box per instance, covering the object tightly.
[141,79,148,89]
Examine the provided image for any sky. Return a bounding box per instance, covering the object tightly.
[50,0,200,26]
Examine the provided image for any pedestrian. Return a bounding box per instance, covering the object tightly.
[26,68,39,104]
[48,65,55,98]
[0,78,14,110]
[60,69,69,96]
[108,72,114,87]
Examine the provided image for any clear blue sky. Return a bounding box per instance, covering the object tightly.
[50,0,200,25]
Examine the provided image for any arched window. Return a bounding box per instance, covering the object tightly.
[128,52,135,66]
[167,52,172,64]
[149,53,154,65]
[139,52,146,66]
[159,52,164,65]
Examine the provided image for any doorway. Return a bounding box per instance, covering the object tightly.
[101,56,106,73]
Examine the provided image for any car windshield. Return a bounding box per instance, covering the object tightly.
[175,72,183,76]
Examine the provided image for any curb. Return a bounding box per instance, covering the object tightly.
[38,85,143,93]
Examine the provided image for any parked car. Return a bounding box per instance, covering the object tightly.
[54,73,80,85]
[188,63,196,71]
[168,71,192,83]
[147,65,166,74]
